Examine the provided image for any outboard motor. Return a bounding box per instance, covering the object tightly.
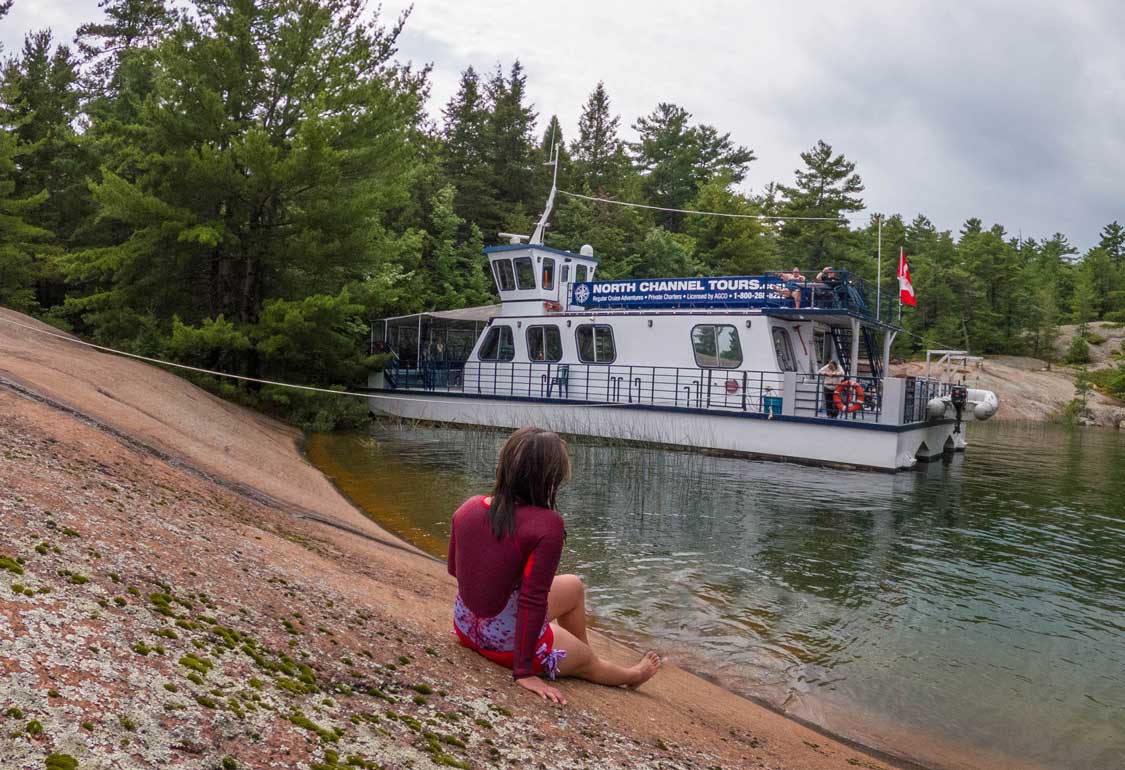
[950,384,968,434]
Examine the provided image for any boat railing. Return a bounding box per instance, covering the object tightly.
[792,373,883,421]
[901,376,954,423]
[760,269,873,316]
[381,361,892,422]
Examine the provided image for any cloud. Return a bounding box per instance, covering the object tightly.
[382,0,1123,248]
[1,0,93,55]
[5,0,1122,248]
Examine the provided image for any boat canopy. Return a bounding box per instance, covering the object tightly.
[374,304,500,368]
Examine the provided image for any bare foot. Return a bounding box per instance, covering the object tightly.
[625,651,662,688]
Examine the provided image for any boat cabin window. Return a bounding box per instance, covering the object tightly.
[575,264,588,283]
[576,324,615,363]
[691,324,742,369]
[542,258,555,290]
[478,325,515,361]
[493,260,516,292]
[514,257,536,290]
[526,325,563,362]
[560,265,570,284]
[772,328,798,372]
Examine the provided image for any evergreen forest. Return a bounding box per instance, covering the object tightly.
[2,0,1123,427]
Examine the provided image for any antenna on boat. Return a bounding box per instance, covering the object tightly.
[530,136,560,245]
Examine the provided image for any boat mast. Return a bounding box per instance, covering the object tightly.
[530,133,560,246]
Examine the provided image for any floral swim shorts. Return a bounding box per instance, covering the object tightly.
[452,590,566,679]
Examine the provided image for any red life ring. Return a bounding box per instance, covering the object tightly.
[725,378,739,395]
[833,380,865,413]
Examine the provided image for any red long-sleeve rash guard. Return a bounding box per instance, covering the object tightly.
[447,496,565,679]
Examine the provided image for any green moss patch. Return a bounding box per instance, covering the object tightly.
[0,555,25,575]
[45,755,78,770]
[178,654,213,674]
[286,710,338,742]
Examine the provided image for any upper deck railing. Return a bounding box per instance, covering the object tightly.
[567,268,876,319]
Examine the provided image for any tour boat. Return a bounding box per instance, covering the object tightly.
[365,184,998,471]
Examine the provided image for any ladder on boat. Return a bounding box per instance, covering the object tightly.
[829,326,883,380]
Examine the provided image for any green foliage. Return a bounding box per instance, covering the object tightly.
[630,227,699,278]
[1086,364,1125,400]
[1064,335,1091,365]
[777,140,864,267]
[45,754,78,770]
[572,81,627,194]
[0,130,53,311]
[631,102,755,225]
[1,0,1122,430]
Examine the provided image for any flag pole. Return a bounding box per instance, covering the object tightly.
[876,215,882,321]
[897,246,903,323]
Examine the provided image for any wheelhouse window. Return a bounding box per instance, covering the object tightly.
[576,324,615,363]
[493,259,516,292]
[542,258,555,290]
[514,257,536,290]
[526,325,563,362]
[560,265,570,284]
[575,264,588,283]
[772,328,798,372]
[692,325,742,368]
[478,325,515,361]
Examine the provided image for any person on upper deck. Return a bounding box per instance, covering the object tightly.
[447,427,662,705]
[818,359,845,418]
[815,266,842,308]
[816,266,840,285]
[779,266,804,308]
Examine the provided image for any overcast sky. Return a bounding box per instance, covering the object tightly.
[4,0,1123,250]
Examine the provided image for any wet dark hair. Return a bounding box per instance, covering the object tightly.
[489,427,571,538]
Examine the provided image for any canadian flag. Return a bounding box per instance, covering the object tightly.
[898,247,916,307]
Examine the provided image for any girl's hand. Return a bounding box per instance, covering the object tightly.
[515,676,566,705]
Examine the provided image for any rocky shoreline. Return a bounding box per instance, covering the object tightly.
[2,307,953,770]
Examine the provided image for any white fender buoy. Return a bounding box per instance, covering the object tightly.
[967,388,999,421]
[926,397,948,420]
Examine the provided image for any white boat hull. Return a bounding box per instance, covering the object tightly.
[364,389,961,471]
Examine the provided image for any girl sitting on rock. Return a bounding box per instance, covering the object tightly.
[447,427,661,704]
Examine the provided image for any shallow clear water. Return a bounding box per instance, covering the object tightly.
[306,422,1125,770]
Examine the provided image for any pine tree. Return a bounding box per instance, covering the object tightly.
[1079,247,1115,319]
[1070,264,1097,330]
[75,0,174,95]
[441,66,494,235]
[629,227,700,278]
[685,177,776,275]
[61,0,428,347]
[0,30,87,239]
[534,114,571,201]
[572,81,625,193]
[0,0,55,311]
[484,61,537,237]
[1098,221,1124,265]
[777,140,864,266]
[424,185,491,310]
[630,102,754,227]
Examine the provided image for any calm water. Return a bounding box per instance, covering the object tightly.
[306,422,1125,770]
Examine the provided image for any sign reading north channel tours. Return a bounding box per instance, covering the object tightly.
[570,276,789,309]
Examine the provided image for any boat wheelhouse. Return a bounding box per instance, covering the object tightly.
[366,188,997,471]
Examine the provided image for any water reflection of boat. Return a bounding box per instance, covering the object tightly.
[366,167,998,471]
